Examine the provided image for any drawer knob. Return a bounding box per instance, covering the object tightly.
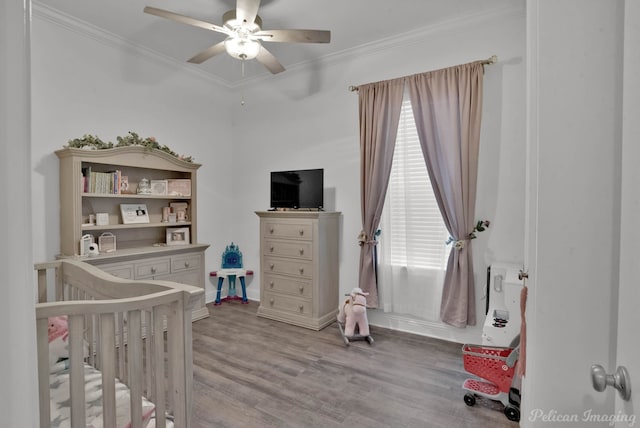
[270,263,274,270]
[269,228,274,234]
[299,286,304,293]
[299,267,304,275]
[184,261,190,268]
[269,281,274,289]
[299,304,304,312]
[151,267,156,274]
[270,298,274,305]
[299,248,304,255]
[299,229,304,236]
[269,246,274,252]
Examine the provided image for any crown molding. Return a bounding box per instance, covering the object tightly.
[32,1,524,91]
[233,3,525,89]
[32,1,233,88]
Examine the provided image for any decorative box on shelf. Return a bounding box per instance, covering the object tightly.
[167,179,191,196]
[98,232,116,253]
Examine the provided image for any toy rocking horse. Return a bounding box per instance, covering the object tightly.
[337,287,374,346]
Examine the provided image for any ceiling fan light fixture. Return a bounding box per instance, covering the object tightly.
[224,36,261,60]
[144,4,329,75]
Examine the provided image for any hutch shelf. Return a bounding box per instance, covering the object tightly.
[56,146,209,320]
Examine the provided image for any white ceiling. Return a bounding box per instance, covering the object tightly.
[36,0,516,86]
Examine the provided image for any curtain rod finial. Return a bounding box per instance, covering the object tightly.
[349,85,359,92]
[489,55,497,64]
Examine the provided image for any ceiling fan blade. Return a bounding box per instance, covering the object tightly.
[236,0,261,25]
[187,41,227,64]
[144,6,230,36]
[255,46,285,74]
[254,29,331,43]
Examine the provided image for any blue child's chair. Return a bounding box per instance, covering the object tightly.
[209,242,252,305]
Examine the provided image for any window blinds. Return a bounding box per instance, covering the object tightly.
[383,97,450,270]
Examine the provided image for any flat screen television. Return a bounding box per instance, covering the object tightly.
[270,168,324,210]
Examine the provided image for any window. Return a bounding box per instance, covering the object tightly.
[377,95,450,320]
[381,97,450,270]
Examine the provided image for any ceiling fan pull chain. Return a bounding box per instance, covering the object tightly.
[240,59,246,106]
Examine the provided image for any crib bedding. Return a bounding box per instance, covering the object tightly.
[49,361,172,428]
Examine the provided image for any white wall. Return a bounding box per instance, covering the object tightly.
[229,5,526,343]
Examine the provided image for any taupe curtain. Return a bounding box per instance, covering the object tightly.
[357,79,404,308]
[407,61,484,327]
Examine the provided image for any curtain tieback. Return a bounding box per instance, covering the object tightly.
[357,230,378,247]
[452,239,469,250]
[445,236,471,250]
[446,220,491,250]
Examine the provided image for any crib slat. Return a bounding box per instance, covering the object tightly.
[153,306,167,428]
[118,312,126,382]
[69,314,86,428]
[168,301,188,427]
[145,310,152,397]
[55,265,63,302]
[100,313,117,428]
[86,313,96,367]
[95,315,102,370]
[128,310,143,428]
[37,267,48,303]
[36,318,50,428]
[166,306,176,417]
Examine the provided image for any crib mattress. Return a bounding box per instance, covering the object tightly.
[49,360,171,428]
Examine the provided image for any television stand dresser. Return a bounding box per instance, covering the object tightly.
[255,211,340,330]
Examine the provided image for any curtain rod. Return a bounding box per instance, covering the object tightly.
[348,55,498,92]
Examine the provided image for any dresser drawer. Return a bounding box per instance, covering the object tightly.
[264,257,313,279]
[135,258,171,279]
[264,221,313,240]
[171,253,201,273]
[263,273,312,298]
[264,239,313,260]
[263,291,311,317]
[101,263,134,280]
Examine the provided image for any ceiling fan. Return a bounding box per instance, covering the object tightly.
[144,0,331,74]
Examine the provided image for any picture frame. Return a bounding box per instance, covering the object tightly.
[166,227,190,246]
[150,179,168,195]
[96,212,109,226]
[98,232,116,253]
[120,203,150,224]
[120,176,131,194]
[167,179,191,197]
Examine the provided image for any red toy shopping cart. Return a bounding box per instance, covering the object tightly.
[462,344,520,422]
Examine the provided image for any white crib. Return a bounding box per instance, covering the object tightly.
[35,259,203,428]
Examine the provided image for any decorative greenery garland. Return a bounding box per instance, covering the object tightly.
[65,131,194,162]
[445,219,491,249]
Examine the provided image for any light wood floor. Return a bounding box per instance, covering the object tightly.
[191,301,519,428]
